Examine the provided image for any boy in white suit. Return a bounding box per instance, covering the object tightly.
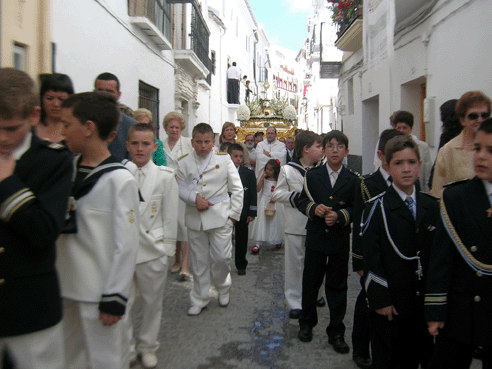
[124,123,178,368]
[273,131,323,319]
[56,92,140,369]
[176,123,243,316]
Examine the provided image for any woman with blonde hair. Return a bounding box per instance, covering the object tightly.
[134,108,166,166]
[220,121,251,167]
[162,112,193,279]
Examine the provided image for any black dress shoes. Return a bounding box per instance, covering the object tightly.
[316,297,326,307]
[328,335,350,353]
[298,326,313,342]
[237,269,246,276]
[353,352,373,368]
[289,309,302,319]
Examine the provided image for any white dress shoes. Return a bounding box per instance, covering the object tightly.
[187,305,206,316]
[218,293,230,307]
[141,352,158,369]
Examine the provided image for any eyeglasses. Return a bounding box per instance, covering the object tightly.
[466,112,490,120]
[325,144,345,151]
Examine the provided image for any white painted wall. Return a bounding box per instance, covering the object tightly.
[205,0,270,135]
[338,0,492,171]
[51,0,175,136]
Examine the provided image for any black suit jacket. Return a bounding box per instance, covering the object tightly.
[0,135,72,337]
[238,166,257,221]
[298,165,358,255]
[286,149,296,163]
[363,185,439,318]
[352,169,389,271]
[425,177,492,345]
[108,112,137,160]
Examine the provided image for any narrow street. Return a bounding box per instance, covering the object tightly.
[131,244,361,369]
[131,243,481,369]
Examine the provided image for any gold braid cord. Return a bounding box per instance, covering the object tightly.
[360,178,372,203]
[440,198,492,271]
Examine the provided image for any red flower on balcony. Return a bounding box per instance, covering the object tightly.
[329,0,362,36]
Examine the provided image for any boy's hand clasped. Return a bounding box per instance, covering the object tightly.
[196,195,213,212]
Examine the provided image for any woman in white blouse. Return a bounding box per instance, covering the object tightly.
[162,112,193,279]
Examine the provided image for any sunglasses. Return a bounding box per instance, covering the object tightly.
[466,112,490,120]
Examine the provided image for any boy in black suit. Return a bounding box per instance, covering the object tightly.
[228,143,257,275]
[297,130,358,354]
[425,118,492,368]
[351,129,403,368]
[0,68,72,367]
[362,135,438,369]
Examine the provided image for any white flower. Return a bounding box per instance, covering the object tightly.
[237,104,251,121]
[283,105,297,121]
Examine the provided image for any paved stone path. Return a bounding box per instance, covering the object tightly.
[131,244,480,369]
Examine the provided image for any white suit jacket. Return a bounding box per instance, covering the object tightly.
[126,161,178,264]
[273,163,308,236]
[176,151,243,231]
[163,136,193,170]
[255,139,287,183]
[56,169,140,304]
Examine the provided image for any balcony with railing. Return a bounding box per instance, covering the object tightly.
[332,2,363,52]
[128,0,173,50]
[171,0,211,82]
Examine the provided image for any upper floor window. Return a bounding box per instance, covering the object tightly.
[139,80,160,137]
[13,43,27,71]
[128,0,172,41]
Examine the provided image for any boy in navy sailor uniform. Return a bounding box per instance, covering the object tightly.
[425,118,492,368]
[228,143,256,275]
[0,68,72,369]
[351,129,403,368]
[296,130,358,354]
[362,135,438,369]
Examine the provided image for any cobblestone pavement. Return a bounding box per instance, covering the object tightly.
[130,244,480,369]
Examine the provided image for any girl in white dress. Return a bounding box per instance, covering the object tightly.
[251,159,284,253]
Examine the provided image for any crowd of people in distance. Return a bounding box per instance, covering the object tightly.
[0,66,491,369]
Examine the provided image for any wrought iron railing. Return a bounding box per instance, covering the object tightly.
[190,4,212,82]
[128,0,173,42]
[335,6,362,41]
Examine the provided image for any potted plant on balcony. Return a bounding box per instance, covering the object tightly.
[328,0,362,36]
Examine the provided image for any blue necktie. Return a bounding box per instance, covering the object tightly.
[405,196,416,220]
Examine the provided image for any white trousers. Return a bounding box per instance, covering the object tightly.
[62,299,125,369]
[188,221,234,307]
[123,256,168,361]
[284,233,306,310]
[0,322,64,369]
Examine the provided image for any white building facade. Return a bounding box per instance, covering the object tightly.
[296,0,342,134]
[51,0,269,139]
[206,0,270,133]
[335,0,492,174]
[51,0,176,139]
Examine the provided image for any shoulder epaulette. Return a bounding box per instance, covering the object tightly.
[216,152,228,155]
[177,153,189,161]
[366,191,385,204]
[346,168,360,177]
[443,179,469,188]
[159,166,175,174]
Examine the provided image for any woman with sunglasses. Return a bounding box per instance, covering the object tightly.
[431,91,491,196]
